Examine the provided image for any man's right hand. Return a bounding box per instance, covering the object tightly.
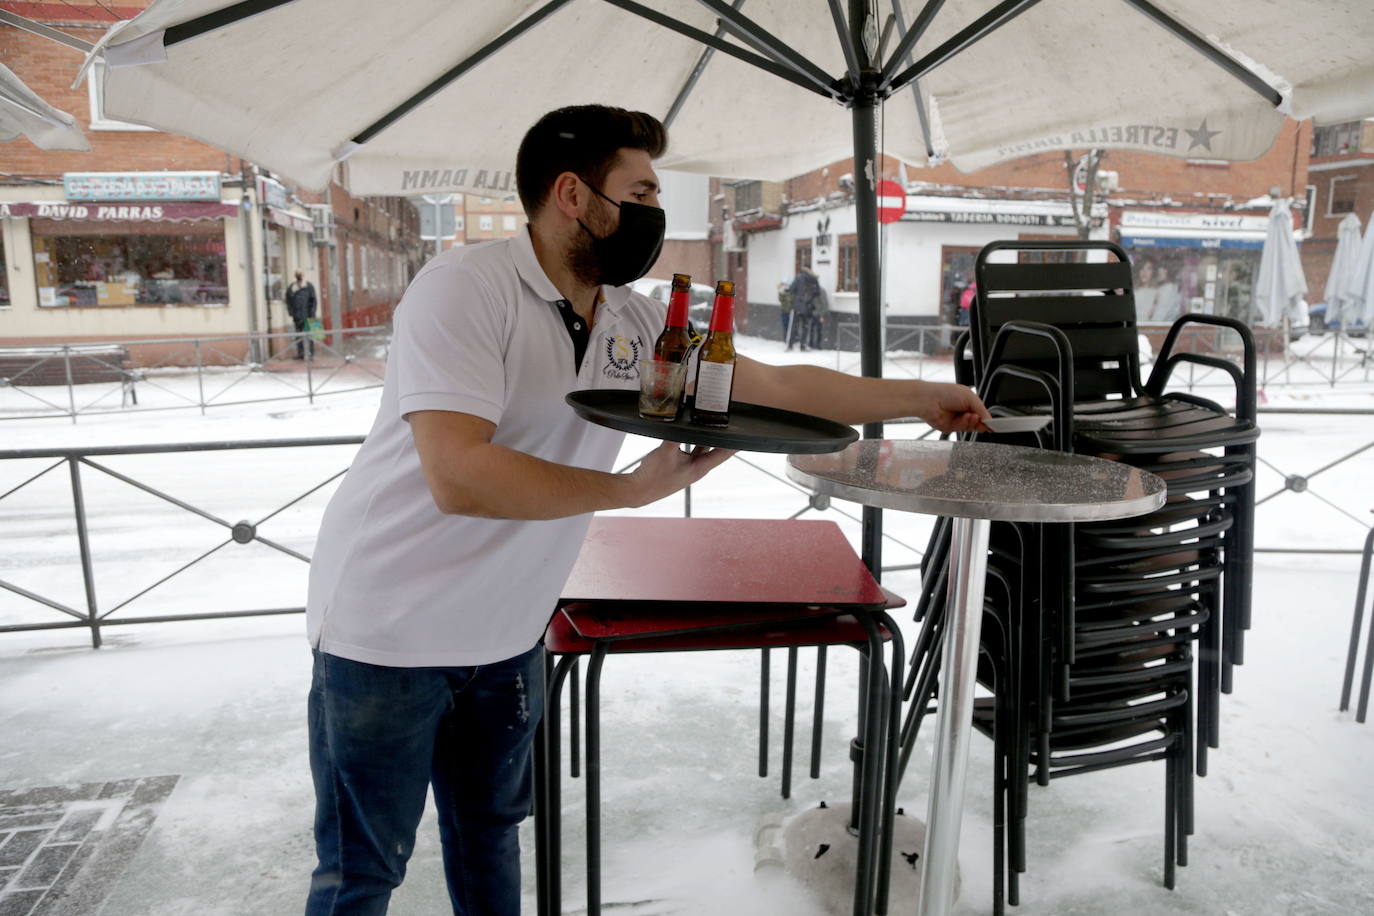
[625,441,736,508]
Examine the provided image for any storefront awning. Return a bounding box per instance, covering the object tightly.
[267,206,314,234]
[1117,210,1268,251]
[1121,234,1264,251]
[0,201,237,221]
[898,194,1101,228]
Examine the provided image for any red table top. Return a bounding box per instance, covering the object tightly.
[561,516,888,609]
[557,517,890,642]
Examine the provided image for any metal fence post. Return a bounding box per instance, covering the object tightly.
[195,339,207,416]
[1340,524,1374,722]
[67,456,102,648]
[62,345,77,424]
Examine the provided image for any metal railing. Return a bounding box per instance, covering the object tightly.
[0,437,363,647]
[2,407,1369,646]
[0,326,390,423]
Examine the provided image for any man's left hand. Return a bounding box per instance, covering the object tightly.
[917,382,992,434]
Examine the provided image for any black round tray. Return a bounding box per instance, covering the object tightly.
[567,389,858,454]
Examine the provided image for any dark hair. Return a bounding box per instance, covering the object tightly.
[516,105,667,216]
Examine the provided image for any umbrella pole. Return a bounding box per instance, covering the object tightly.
[852,77,884,581]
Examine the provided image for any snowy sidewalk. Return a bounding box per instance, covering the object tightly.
[2,338,1373,914]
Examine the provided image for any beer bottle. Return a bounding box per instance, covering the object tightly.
[653,273,694,364]
[691,280,736,426]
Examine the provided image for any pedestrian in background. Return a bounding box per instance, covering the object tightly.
[286,270,317,359]
[807,278,829,349]
[778,281,794,346]
[958,280,977,326]
[787,266,822,350]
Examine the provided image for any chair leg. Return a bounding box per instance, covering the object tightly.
[850,651,869,833]
[782,646,798,799]
[992,686,1006,916]
[810,645,827,779]
[1165,744,1177,891]
[760,648,771,778]
[585,644,610,916]
[543,654,580,916]
[571,657,581,778]
[874,613,905,916]
[851,615,889,916]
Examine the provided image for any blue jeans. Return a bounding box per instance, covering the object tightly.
[305,643,544,915]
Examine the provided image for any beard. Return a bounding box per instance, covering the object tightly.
[566,195,617,287]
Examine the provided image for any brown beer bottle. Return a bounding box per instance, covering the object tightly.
[653,273,694,363]
[691,280,736,426]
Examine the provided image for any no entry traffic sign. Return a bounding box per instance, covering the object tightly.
[877,179,906,225]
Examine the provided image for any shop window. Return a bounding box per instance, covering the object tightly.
[346,243,355,291]
[479,215,493,231]
[1302,185,1318,234]
[733,181,763,213]
[1329,176,1357,216]
[86,61,156,132]
[30,219,227,307]
[794,239,812,275]
[1131,252,1188,323]
[0,232,9,308]
[361,246,370,289]
[837,234,859,292]
[1312,121,1363,157]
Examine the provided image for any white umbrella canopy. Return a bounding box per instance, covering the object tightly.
[1323,212,1363,327]
[1253,197,1307,329]
[83,0,1374,196]
[0,60,88,151]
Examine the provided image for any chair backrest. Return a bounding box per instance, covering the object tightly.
[972,240,1140,405]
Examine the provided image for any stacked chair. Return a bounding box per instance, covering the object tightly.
[899,240,1258,913]
[535,517,908,916]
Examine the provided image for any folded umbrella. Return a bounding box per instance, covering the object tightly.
[1254,197,1308,329]
[1324,212,1363,327]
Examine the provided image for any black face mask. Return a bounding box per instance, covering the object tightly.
[577,178,665,287]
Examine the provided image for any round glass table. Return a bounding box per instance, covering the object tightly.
[788,439,1167,916]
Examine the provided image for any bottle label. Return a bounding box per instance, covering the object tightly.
[695,361,734,413]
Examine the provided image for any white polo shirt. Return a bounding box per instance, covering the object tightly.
[306,228,664,667]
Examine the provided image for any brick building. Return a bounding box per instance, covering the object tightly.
[0,1,424,354]
[1301,119,1374,310]
[717,120,1311,345]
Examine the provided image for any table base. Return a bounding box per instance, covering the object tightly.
[761,803,960,915]
[918,515,991,916]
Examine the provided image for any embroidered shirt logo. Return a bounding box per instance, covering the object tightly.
[603,335,642,380]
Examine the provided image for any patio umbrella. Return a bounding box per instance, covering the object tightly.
[79,0,1374,527]
[1324,212,1363,327]
[1253,197,1307,329]
[0,60,88,151]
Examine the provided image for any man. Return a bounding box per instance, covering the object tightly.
[286,270,318,359]
[787,265,822,350]
[807,275,830,350]
[304,104,989,915]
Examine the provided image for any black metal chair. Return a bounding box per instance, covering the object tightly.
[968,239,1258,697]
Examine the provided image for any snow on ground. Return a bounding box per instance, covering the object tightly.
[1,334,1372,915]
